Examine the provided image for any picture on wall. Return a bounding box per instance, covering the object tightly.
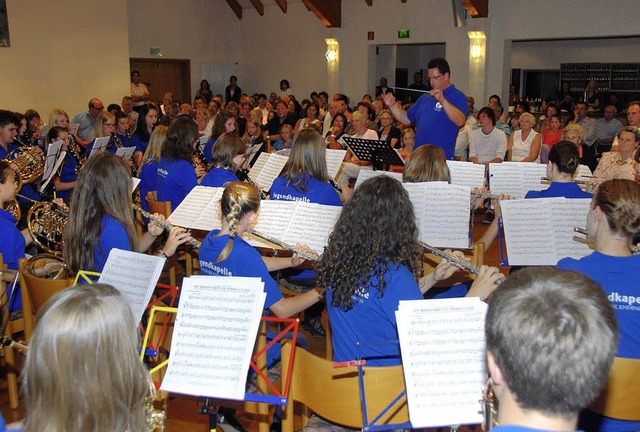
[0,0,9,47]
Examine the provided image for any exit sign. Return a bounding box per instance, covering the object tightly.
[398,29,410,39]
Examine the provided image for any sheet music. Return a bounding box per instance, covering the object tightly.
[38,125,49,138]
[325,149,346,179]
[521,164,547,194]
[167,186,225,230]
[254,153,288,191]
[285,203,341,254]
[40,150,67,193]
[396,297,487,428]
[41,140,63,181]
[131,177,141,193]
[500,199,558,265]
[161,276,266,400]
[88,136,110,158]
[403,182,471,248]
[242,143,263,169]
[115,146,136,162]
[550,198,592,261]
[446,161,486,190]
[252,200,297,239]
[68,123,80,136]
[488,163,523,198]
[97,248,166,323]
[353,169,403,189]
[576,164,593,181]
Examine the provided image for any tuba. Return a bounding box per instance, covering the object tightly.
[5,146,44,185]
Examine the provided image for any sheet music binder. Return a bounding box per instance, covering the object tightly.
[343,137,404,170]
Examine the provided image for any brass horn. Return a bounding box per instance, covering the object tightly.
[5,146,44,185]
[2,199,20,225]
[26,200,67,257]
[25,254,69,280]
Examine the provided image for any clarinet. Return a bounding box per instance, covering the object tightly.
[112,133,137,177]
[235,168,268,200]
[329,178,342,193]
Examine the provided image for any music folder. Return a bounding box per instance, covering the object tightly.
[343,136,404,169]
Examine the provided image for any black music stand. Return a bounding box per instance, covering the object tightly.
[343,137,404,171]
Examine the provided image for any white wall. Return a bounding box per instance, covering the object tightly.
[127,0,240,100]
[0,0,130,117]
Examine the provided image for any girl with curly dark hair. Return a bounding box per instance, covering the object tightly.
[317,175,502,365]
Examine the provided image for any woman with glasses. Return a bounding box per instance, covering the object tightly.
[377,108,401,149]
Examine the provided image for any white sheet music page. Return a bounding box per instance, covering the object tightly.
[550,198,592,261]
[161,276,266,400]
[576,164,593,181]
[521,163,547,195]
[325,149,347,179]
[488,163,523,198]
[446,161,486,190]
[248,152,270,183]
[97,248,166,323]
[167,186,224,230]
[68,123,80,136]
[500,199,557,265]
[40,148,66,193]
[42,140,63,181]
[403,182,471,249]
[254,153,288,191]
[115,146,136,162]
[396,297,487,428]
[88,136,110,158]
[131,177,141,193]
[354,169,403,189]
[285,202,341,254]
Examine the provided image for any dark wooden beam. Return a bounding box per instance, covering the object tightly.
[225,0,242,19]
[301,0,341,27]
[274,0,287,13]
[365,0,373,5]
[460,0,488,18]
[249,0,264,16]
[400,0,407,3]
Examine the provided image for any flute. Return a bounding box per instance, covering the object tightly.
[420,241,502,284]
[250,229,320,261]
[541,176,594,186]
[574,226,640,253]
[15,193,68,217]
[470,191,501,200]
[133,205,202,249]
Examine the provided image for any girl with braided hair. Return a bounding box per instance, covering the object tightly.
[198,181,322,317]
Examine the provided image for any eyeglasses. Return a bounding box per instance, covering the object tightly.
[428,74,444,81]
[92,106,105,110]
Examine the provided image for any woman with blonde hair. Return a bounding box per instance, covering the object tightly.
[48,108,70,130]
[138,125,167,210]
[507,112,541,162]
[22,284,150,432]
[562,123,586,160]
[200,133,245,188]
[402,144,451,183]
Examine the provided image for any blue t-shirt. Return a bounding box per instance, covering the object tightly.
[157,158,197,211]
[203,137,216,164]
[0,141,19,159]
[0,209,25,311]
[327,263,422,366]
[558,252,640,432]
[198,229,283,310]
[407,83,467,160]
[131,134,150,154]
[92,215,133,272]
[56,152,79,201]
[270,174,342,207]
[494,426,583,432]
[525,182,593,199]
[200,167,239,188]
[138,160,159,211]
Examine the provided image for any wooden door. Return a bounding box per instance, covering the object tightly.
[129,59,191,105]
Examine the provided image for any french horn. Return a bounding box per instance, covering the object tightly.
[5,146,44,185]
[27,201,66,256]
[25,254,69,280]
[2,199,20,224]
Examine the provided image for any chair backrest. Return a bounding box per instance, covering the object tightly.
[19,258,74,341]
[146,197,172,218]
[589,356,640,421]
[281,341,409,431]
[423,241,485,282]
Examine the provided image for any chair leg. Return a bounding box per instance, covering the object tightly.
[4,322,19,409]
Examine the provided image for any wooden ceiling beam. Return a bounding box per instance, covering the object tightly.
[460,0,488,18]
[365,0,373,5]
[274,0,287,13]
[225,0,242,19]
[301,0,341,28]
[400,0,407,3]
[249,0,264,16]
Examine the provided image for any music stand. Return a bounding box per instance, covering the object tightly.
[343,137,404,171]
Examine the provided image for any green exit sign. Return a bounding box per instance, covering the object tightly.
[398,29,410,39]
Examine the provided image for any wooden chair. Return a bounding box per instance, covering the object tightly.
[19,257,74,342]
[0,253,20,408]
[281,340,409,432]
[588,356,640,421]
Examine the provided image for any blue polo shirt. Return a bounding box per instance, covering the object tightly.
[201,167,239,188]
[157,157,197,211]
[525,182,593,199]
[407,84,467,159]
